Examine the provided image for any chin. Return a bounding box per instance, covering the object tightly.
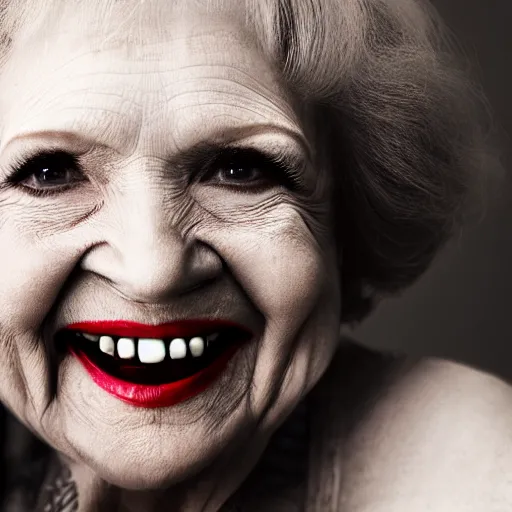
[50,344,259,490]
[85,450,212,490]
[63,416,238,490]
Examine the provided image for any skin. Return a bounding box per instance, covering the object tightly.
[3,2,512,512]
[304,346,512,511]
[0,2,340,511]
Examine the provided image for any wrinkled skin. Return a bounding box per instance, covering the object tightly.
[0,2,340,510]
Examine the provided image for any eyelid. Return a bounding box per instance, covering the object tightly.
[4,149,79,180]
[0,142,309,195]
[7,182,80,198]
[194,146,307,192]
[2,149,86,198]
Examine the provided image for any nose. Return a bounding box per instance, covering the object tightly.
[80,186,222,303]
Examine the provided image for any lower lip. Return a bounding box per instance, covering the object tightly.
[70,346,239,408]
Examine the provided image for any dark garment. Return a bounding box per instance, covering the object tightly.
[0,408,54,511]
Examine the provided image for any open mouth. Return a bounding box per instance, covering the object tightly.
[56,320,252,408]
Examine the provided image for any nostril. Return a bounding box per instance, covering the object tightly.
[80,238,223,304]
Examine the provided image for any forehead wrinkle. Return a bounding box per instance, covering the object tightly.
[160,77,295,127]
[0,65,146,153]
[0,5,304,161]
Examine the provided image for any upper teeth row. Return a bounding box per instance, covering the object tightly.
[80,332,218,363]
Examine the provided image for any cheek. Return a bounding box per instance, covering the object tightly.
[192,200,341,424]
[0,194,101,425]
[192,189,337,321]
[0,198,95,331]
[192,201,339,338]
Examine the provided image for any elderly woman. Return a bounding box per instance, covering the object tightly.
[0,0,508,510]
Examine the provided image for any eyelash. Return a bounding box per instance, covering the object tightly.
[5,150,84,198]
[3,147,304,198]
[197,148,304,192]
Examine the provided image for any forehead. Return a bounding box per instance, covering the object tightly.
[0,2,300,155]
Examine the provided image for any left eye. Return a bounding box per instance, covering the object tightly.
[7,150,85,193]
[202,148,292,190]
[216,163,263,183]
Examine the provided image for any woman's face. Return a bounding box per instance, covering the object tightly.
[0,2,340,488]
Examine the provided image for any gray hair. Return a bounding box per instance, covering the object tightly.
[250,0,495,322]
[0,0,496,322]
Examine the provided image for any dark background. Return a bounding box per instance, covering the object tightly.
[354,1,512,381]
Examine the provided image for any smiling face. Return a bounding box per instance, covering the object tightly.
[0,0,341,490]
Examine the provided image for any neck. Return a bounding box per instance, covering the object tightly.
[35,400,310,512]
[39,435,269,512]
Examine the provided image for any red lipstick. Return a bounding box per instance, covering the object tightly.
[66,319,243,339]
[65,320,250,408]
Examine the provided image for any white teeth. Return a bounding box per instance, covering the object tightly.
[138,338,166,364]
[189,337,205,357]
[83,333,100,342]
[117,338,135,359]
[80,331,211,361]
[169,338,187,359]
[99,336,115,356]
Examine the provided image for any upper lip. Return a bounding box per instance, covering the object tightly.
[64,319,252,338]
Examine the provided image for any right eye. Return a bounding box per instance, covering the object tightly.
[6,150,85,195]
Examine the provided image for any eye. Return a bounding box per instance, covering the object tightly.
[217,163,262,183]
[201,148,301,191]
[6,150,85,195]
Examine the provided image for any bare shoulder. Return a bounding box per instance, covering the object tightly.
[308,342,512,511]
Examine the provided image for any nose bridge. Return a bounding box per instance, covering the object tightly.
[119,181,184,248]
[85,176,218,303]
[116,184,191,299]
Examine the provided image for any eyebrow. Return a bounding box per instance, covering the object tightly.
[2,123,312,163]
